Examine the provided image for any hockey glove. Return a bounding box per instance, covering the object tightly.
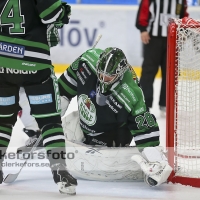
[47,24,60,47]
[131,147,172,187]
[54,2,71,29]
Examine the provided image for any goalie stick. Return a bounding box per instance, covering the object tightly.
[92,34,102,49]
[3,134,43,184]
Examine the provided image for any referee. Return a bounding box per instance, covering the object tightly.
[135,0,189,116]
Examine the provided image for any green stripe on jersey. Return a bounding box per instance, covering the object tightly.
[42,128,63,138]
[0,57,53,71]
[45,142,66,150]
[136,141,160,148]
[39,1,61,19]
[0,140,9,147]
[0,35,49,51]
[68,67,77,80]
[58,79,77,96]
[0,126,12,134]
[32,112,60,118]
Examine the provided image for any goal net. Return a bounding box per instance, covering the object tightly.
[167,17,200,187]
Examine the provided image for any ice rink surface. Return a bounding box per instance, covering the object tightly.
[1,78,200,200]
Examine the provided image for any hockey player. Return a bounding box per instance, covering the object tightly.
[58,47,172,186]
[0,0,77,194]
[16,47,172,186]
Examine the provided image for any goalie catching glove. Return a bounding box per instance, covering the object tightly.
[131,147,172,187]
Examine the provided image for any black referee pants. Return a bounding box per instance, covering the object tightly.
[140,37,167,108]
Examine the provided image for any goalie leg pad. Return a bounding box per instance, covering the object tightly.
[60,96,70,117]
[61,111,84,142]
[65,140,144,181]
[131,147,172,187]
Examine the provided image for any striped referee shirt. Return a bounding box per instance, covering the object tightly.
[136,0,189,37]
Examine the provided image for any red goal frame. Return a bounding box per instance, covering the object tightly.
[166,18,200,187]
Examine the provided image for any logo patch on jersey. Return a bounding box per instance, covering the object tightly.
[0,96,15,106]
[0,67,37,74]
[135,107,145,115]
[76,71,85,85]
[89,90,96,99]
[80,121,96,133]
[121,83,137,102]
[120,92,130,103]
[82,63,91,75]
[79,67,88,80]
[86,54,94,62]
[28,94,53,105]
[85,147,102,154]
[105,99,118,113]
[71,57,80,70]
[0,42,25,58]
[78,94,97,126]
[109,96,122,109]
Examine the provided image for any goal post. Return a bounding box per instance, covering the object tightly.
[167,17,200,187]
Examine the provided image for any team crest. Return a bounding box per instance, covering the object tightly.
[78,94,97,126]
[71,57,81,70]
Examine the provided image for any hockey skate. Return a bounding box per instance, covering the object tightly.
[51,163,77,195]
[17,128,44,159]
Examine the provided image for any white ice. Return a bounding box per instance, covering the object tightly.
[1,78,200,200]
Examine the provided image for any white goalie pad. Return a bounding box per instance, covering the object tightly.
[60,96,70,117]
[65,140,144,182]
[61,111,84,142]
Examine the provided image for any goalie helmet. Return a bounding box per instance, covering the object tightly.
[96,47,128,93]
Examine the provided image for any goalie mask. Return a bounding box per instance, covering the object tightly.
[96,47,128,93]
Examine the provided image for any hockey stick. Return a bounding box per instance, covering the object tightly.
[3,134,43,183]
[92,34,102,49]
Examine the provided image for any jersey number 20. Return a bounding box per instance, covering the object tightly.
[0,0,25,34]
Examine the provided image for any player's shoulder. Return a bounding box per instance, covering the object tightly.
[80,48,103,72]
[81,48,103,61]
[118,69,144,105]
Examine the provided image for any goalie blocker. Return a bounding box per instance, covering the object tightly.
[63,111,172,186]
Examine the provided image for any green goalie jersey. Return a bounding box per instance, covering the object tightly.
[0,0,68,70]
[58,48,160,148]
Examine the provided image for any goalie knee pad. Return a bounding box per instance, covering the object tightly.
[60,96,70,117]
[131,147,172,187]
[61,111,84,142]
